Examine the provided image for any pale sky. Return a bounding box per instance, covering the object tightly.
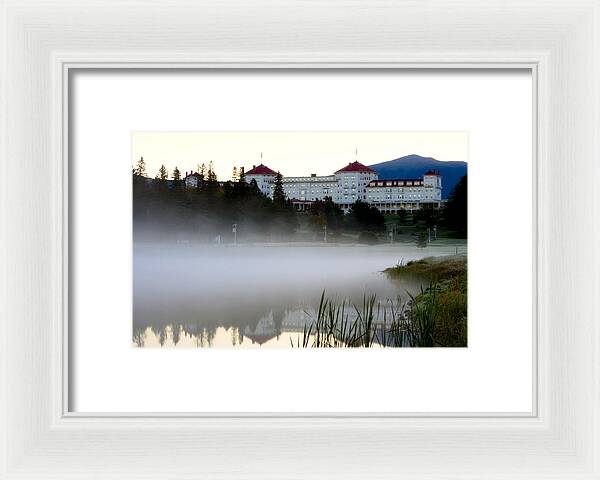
[132,131,468,180]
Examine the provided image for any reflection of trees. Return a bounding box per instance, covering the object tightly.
[172,323,182,346]
[133,268,425,348]
[194,328,203,348]
[151,324,168,347]
[133,327,146,347]
[206,328,215,347]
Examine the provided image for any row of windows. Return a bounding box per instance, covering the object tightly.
[368,195,436,200]
[283,178,336,183]
[367,187,438,192]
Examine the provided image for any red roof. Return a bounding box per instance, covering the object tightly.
[424,170,440,176]
[245,164,277,176]
[335,161,376,174]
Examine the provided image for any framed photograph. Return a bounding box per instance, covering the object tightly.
[130,130,468,351]
[2,1,599,479]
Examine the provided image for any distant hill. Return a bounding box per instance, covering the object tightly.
[369,154,467,199]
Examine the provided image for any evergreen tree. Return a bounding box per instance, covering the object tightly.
[349,199,385,232]
[157,165,168,180]
[232,166,238,182]
[415,203,440,229]
[207,161,218,182]
[442,174,467,238]
[310,196,344,232]
[204,161,218,191]
[249,178,261,196]
[172,167,181,181]
[396,208,407,224]
[133,156,146,176]
[233,166,247,196]
[198,163,206,180]
[272,171,286,206]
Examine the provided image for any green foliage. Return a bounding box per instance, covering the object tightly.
[348,199,385,232]
[396,208,407,224]
[172,167,181,181]
[309,196,344,233]
[414,203,440,228]
[248,178,260,195]
[133,170,299,242]
[133,156,146,176]
[203,161,218,192]
[385,255,467,281]
[157,164,168,180]
[291,291,381,348]
[385,255,467,347]
[290,259,467,348]
[272,171,286,206]
[442,174,467,238]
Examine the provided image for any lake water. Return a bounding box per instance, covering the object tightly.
[133,242,466,348]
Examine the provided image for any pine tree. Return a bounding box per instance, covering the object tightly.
[206,161,218,183]
[238,166,245,184]
[133,156,146,176]
[204,161,218,192]
[249,178,261,196]
[198,163,206,181]
[158,165,168,180]
[232,166,238,182]
[272,171,286,206]
[172,167,181,181]
[442,174,467,238]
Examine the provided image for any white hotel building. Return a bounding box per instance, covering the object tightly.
[241,161,442,213]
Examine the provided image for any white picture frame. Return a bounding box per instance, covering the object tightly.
[1,0,599,478]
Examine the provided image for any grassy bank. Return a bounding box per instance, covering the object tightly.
[289,255,467,348]
[385,255,467,347]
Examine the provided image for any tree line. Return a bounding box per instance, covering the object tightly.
[132,157,467,242]
[133,156,242,183]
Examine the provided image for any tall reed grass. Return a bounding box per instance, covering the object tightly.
[291,283,451,348]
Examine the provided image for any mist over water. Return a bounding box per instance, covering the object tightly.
[133,242,463,348]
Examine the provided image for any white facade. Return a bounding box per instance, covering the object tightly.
[184,172,202,189]
[366,171,442,213]
[332,168,378,210]
[240,162,443,213]
[244,164,278,197]
[282,174,337,201]
[249,174,276,197]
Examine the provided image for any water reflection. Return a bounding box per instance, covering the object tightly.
[133,243,463,348]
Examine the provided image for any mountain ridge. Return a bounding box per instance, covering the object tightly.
[368,154,467,199]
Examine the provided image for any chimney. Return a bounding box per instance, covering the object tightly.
[253,165,256,169]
